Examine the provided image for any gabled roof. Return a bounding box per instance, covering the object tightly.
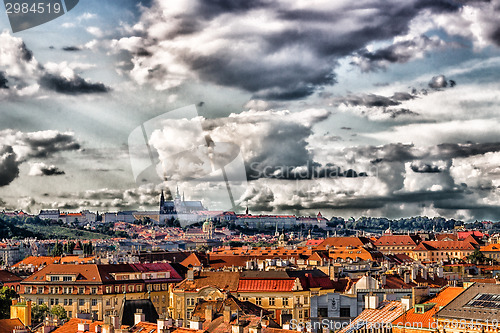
[0,270,22,283]
[174,271,240,292]
[181,253,209,268]
[374,235,420,246]
[0,318,25,333]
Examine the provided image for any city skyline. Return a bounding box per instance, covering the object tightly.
[1,0,500,221]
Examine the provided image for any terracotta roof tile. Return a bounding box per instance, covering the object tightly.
[52,318,104,333]
[238,278,296,292]
[392,287,464,329]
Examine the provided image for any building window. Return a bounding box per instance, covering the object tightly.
[79,287,84,294]
[269,298,275,306]
[63,276,72,282]
[91,288,97,295]
[137,285,142,292]
[187,298,195,307]
[298,310,303,319]
[318,308,328,318]
[50,276,60,282]
[340,307,351,317]
[128,285,134,293]
[92,299,97,306]
[68,311,72,318]
[68,299,73,306]
[64,299,68,306]
[304,296,308,305]
[256,297,262,306]
[106,299,111,306]
[283,298,289,307]
[50,299,55,306]
[38,299,44,305]
[38,287,44,294]
[115,286,119,293]
[79,299,85,306]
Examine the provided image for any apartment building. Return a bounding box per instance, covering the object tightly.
[19,263,182,320]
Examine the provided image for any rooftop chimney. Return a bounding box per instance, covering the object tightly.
[187,269,194,281]
[134,309,145,325]
[404,272,410,284]
[205,305,214,322]
[224,306,232,323]
[364,294,379,309]
[78,322,90,332]
[157,319,166,333]
[109,315,120,329]
[401,297,411,311]
[189,316,203,330]
[101,324,114,333]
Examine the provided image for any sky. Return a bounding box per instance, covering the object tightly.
[1,0,500,221]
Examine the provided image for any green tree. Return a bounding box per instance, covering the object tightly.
[50,305,67,320]
[31,304,49,325]
[468,248,486,264]
[0,286,18,319]
[50,241,63,256]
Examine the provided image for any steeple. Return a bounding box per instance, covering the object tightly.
[176,185,180,198]
[183,191,185,202]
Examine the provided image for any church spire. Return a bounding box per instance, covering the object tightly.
[176,185,180,199]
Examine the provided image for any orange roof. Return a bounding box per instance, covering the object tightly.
[52,318,104,333]
[316,236,372,250]
[481,244,500,251]
[12,256,60,268]
[238,278,296,292]
[175,271,240,292]
[0,318,25,333]
[340,301,405,333]
[374,235,419,246]
[414,240,476,251]
[392,287,464,328]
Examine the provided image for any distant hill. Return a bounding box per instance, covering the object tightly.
[0,215,108,240]
[0,218,42,239]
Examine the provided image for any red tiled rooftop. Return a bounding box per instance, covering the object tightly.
[238,278,296,292]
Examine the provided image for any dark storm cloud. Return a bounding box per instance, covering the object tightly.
[62,46,81,51]
[21,131,81,158]
[391,92,415,101]
[0,129,81,186]
[0,72,8,89]
[0,146,20,187]
[433,142,500,159]
[352,35,449,72]
[335,93,401,108]
[39,73,109,95]
[410,162,444,173]
[383,108,419,118]
[28,162,66,177]
[0,31,110,97]
[429,75,448,89]
[125,0,464,100]
[354,142,500,164]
